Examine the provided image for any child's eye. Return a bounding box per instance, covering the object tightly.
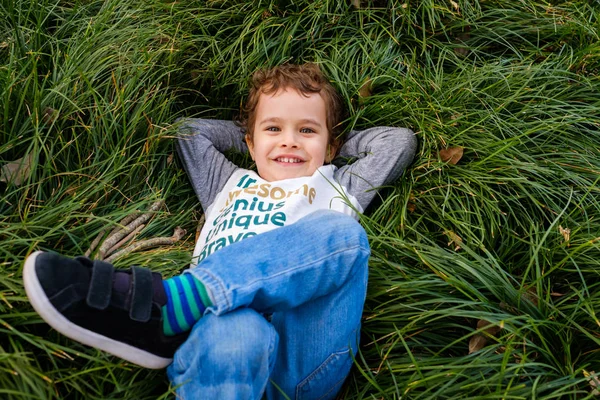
[300,128,315,133]
[266,127,280,132]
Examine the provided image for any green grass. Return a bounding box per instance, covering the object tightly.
[1,0,600,398]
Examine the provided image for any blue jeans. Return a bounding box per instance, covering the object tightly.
[167,210,370,399]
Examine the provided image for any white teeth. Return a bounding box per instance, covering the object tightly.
[276,157,302,163]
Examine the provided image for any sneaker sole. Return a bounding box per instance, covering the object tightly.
[23,251,172,369]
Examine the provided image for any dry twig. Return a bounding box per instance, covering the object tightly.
[108,212,142,238]
[105,224,145,257]
[85,226,109,257]
[105,227,186,263]
[98,200,164,259]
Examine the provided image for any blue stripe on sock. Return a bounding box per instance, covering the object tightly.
[173,276,197,329]
[163,280,183,335]
[184,274,206,315]
[180,276,201,320]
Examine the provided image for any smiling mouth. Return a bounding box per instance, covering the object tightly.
[274,157,304,164]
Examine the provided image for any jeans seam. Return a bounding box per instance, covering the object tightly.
[188,268,232,312]
[295,348,350,400]
[267,323,278,371]
[317,375,348,400]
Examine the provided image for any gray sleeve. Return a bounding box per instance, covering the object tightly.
[176,119,248,211]
[334,126,417,210]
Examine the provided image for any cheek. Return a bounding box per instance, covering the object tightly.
[316,141,329,162]
[253,143,273,163]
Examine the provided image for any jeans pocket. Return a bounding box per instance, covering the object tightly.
[295,348,353,400]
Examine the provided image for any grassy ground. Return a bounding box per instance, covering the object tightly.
[1,0,600,398]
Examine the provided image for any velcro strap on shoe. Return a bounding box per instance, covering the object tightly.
[130,266,153,323]
[86,260,115,310]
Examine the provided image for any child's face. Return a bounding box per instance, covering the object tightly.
[246,88,332,182]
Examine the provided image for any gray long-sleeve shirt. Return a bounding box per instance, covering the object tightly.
[176,119,417,214]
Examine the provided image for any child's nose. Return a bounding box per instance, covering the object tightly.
[280,130,299,148]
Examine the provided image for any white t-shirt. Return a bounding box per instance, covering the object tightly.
[192,165,361,264]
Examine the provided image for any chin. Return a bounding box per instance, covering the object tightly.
[277,173,302,180]
[268,172,305,181]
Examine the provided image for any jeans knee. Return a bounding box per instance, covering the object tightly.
[168,309,278,398]
[207,309,276,359]
[170,309,278,377]
[307,211,369,247]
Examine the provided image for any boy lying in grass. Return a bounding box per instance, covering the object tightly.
[23,63,416,399]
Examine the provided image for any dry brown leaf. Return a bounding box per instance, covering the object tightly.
[453,35,470,57]
[469,320,503,354]
[499,301,512,312]
[152,34,171,45]
[449,113,461,126]
[351,0,361,8]
[522,288,539,307]
[468,335,487,354]
[450,0,459,11]
[439,146,464,165]
[0,153,33,186]
[358,77,372,99]
[477,319,502,336]
[584,370,600,396]
[191,70,201,85]
[444,230,463,251]
[559,225,571,246]
[407,193,416,213]
[42,107,58,126]
[453,25,471,57]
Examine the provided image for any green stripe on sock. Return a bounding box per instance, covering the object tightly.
[193,278,212,307]
[166,279,189,332]
[180,275,202,320]
[162,307,176,336]
[161,275,212,336]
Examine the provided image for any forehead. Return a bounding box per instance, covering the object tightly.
[254,89,327,121]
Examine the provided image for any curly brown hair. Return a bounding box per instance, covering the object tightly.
[239,63,344,150]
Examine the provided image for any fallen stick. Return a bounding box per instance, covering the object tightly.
[98,200,164,259]
[108,212,142,238]
[104,227,186,263]
[85,226,109,257]
[105,224,145,257]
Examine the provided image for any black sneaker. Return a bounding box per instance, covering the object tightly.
[23,251,188,369]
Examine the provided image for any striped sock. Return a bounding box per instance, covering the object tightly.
[161,274,212,336]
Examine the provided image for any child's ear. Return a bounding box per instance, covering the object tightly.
[245,134,255,160]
